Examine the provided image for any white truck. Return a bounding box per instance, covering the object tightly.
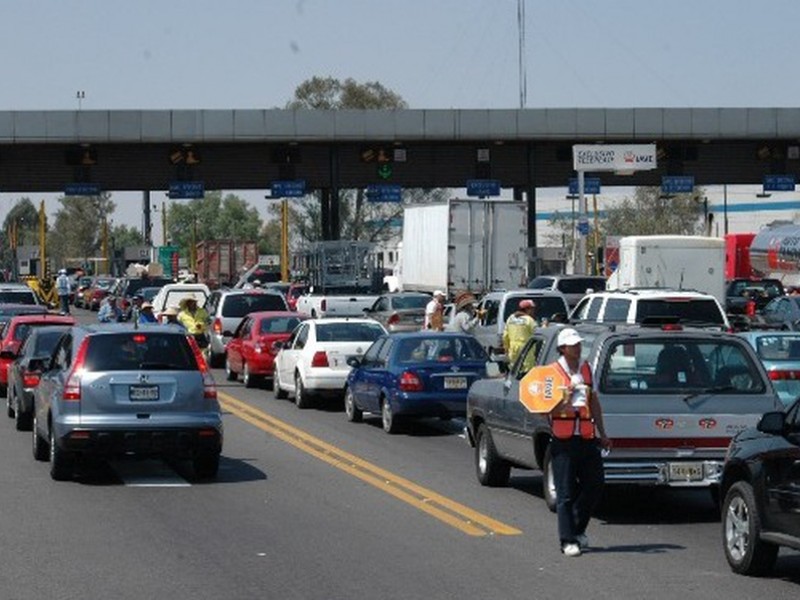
[295,291,379,319]
[606,235,726,305]
[400,199,528,296]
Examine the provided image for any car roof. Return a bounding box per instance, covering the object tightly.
[385,330,479,340]
[308,318,385,325]
[240,310,306,320]
[589,288,716,299]
[7,314,76,326]
[482,289,568,300]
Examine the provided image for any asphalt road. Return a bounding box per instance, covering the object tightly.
[0,307,797,599]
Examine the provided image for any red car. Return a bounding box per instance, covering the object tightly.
[286,283,308,311]
[224,311,307,388]
[0,313,76,396]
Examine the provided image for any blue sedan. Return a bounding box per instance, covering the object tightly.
[344,332,488,434]
[738,330,800,406]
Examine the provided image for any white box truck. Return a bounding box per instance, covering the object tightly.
[400,199,528,295]
[606,235,726,305]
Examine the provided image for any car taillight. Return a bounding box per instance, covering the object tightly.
[311,351,329,368]
[399,371,423,392]
[768,370,800,380]
[22,371,41,388]
[387,313,400,326]
[661,324,683,331]
[187,335,217,399]
[213,318,223,335]
[63,339,90,401]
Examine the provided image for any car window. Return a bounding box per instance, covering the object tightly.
[503,296,568,323]
[259,316,304,334]
[515,336,545,378]
[52,335,73,371]
[376,297,390,311]
[394,336,487,363]
[392,295,428,310]
[294,324,309,349]
[33,330,67,355]
[362,338,385,364]
[585,297,603,320]
[377,338,393,363]
[315,322,385,342]
[528,277,554,290]
[238,318,252,338]
[0,291,37,304]
[206,292,221,314]
[635,298,725,325]
[83,333,197,371]
[557,277,605,295]
[222,294,286,317]
[482,299,500,326]
[600,339,764,394]
[603,298,631,322]
[755,334,800,360]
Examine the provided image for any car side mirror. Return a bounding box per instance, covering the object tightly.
[271,340,285,353]
[346,356,362,368]
[757,411,786,435]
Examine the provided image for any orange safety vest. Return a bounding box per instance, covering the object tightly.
[550,361,596,440]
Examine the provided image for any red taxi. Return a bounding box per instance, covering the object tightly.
[224,311,307,388]
[0,314,77,396]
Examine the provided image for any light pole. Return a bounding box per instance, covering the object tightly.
[76,90,85,111]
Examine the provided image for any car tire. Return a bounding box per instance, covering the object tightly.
[243,363,259,389]
[344,387,363,423]
[294,372,313,409]
[193,451,220,480]
[722,481,779,576]
[542,445,558,513]
[32,412,48,461]
[381,396,399,434]
[274,369,288,399]
[475,423,511,487]
[7,387,15,418]
[224,356,237,382]
[49,426,74,481]
[14,395,32,431]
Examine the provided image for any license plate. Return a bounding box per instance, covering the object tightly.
[444,376,467,390]
[414,316,423,323]
[668,462,703,481]
[129,385,159,401]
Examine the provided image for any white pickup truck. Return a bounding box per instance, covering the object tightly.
[295,291,380,319]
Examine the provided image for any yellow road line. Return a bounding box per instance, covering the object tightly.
[219,392,521,537]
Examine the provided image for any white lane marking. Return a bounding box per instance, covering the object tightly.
[111,459,191,487]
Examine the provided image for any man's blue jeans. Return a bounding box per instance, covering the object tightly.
[59,294,70,315]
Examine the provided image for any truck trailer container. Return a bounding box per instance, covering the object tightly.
[195,240,258,288]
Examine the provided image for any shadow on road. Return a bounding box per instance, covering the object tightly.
[585,543,686,554]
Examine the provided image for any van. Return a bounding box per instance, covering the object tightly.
[528,275,606,309]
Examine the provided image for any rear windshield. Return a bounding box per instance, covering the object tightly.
[528,277,554,290]
[557,278,605,294]
[755,334,800,361]
[83,333,198,371]
[600,338,765,395]
[394,336,487,363]
[0,291,37,305]
[392,295,429,310]
[223,294,287,317]
[503,296,568,323]
[635,298,725,326]
[259,316,304,334]
[316,322,385,342]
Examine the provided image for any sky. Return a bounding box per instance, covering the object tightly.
[2,0,800,237]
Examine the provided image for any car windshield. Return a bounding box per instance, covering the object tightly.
[222,294,286,317]
[83,332,198,371]
[635,298,725,325]
[503,296,567,323]
[392,296,429,310]
[394,336,487,363]
[259,316,304,334]
[0,291,36,304]
[316,322,385,342]
[600,338,765,394]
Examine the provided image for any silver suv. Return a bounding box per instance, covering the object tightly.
[31,324,223,481]
[205,289,289,367]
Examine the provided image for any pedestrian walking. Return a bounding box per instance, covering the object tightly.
[424,290,446,331]
[547,327,611,557]
[503,299,537,365]
[55,269,71,315]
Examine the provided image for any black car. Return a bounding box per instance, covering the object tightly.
[720,400,800,576]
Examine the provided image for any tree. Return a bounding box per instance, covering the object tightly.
[286,76,408,110]
[603,186,706,237]
[1,198,39,270]
[47,193,116,270]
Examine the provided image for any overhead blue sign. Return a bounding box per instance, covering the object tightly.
[763,174,796,192]
[576,218,591,236]
[169,181,205,199]
[466,179,501,197]
[64,182,101,196]
[271,179,306,198]
[366,184,403,203]
[568,177,601,195]
[661,175,695,194]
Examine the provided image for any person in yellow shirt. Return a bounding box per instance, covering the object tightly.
[503,299,537,366]
[178,297,210,352]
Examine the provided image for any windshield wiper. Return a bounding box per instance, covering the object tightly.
[682,385,736,405]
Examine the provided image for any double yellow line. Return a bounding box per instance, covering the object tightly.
[219,392,521,537]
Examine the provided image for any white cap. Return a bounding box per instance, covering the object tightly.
[58,269,67,274]
[557,328,584,347]
[433,290,445,297]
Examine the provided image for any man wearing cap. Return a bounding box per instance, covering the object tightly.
[547,327,611,557]
[55,268,71,315]
[138,302,158,324]
[502,299,537,366]
[424,290,446,331]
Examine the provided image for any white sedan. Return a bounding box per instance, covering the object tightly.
[273,318,387,409]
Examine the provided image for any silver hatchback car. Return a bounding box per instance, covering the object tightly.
[31,324,223,481]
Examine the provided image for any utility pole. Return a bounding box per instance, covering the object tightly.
[281,199,289,282]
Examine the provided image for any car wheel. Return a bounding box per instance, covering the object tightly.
[243,363,259,389]
[193,451,220,480]
[274,369,288,400]
[722,481,779,575]
[32,411,48,461]
[224,356,237,382]
[49,426,74,481]
[294,372,313,409]
[344,387,363,423]
[381,396,399,434]
[7,387,15,418]
[14,395,32,431]
[475,423,511,487]
[542,445,557,513]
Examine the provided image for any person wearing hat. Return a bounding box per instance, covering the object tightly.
[547,327,611,557]
[424,290,446,331]
[162,306,184,329]
[502,299,537,366]
[447,291,484,334]
[97,295,122,323]
[55,268,71,315]
[178,296,210,350]
[138,301,158,324]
